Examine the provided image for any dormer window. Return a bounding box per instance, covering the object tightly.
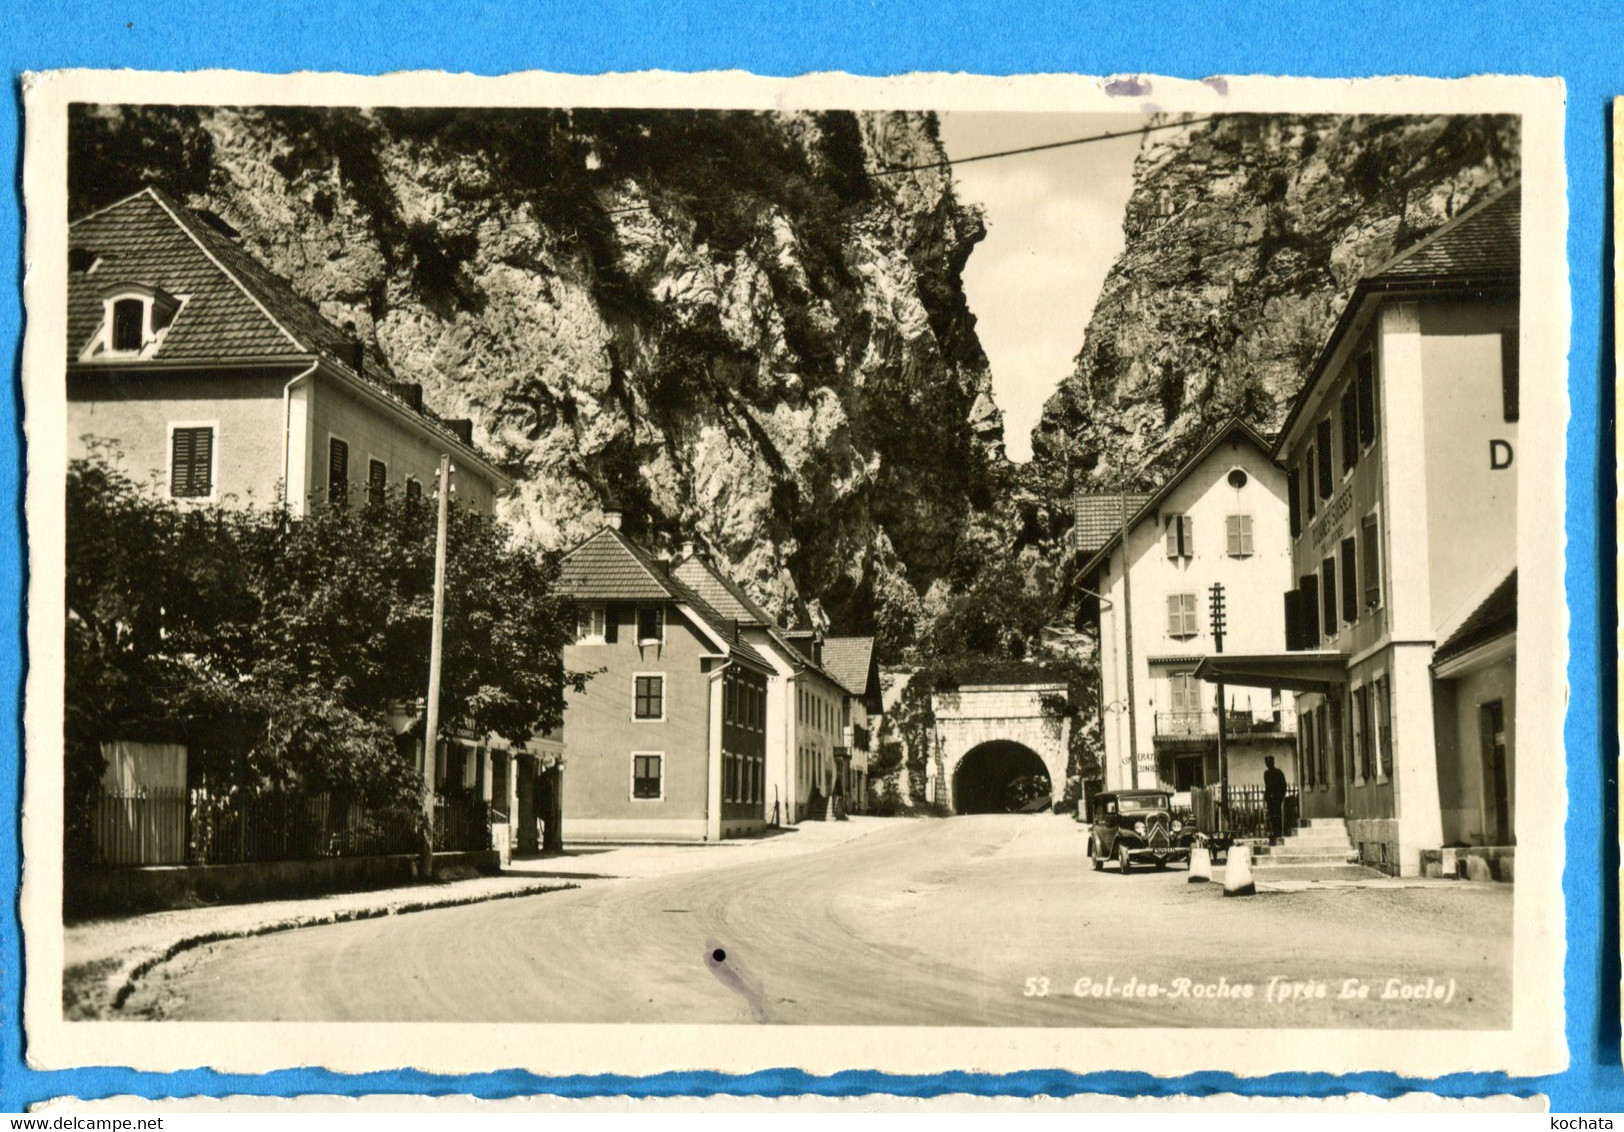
[82,283,184,361]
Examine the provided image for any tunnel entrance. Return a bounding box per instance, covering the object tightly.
[951,740,1053,815]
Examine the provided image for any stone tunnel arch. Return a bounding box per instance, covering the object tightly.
[950,740,1052,814]
[929,684,1071,816]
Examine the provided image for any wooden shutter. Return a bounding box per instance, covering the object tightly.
[604,604,618,643]
[1226,515,1240,556]
[1240,515,1253,555]
[328,438,349,504]
[1299,575,1320,643]
[1165,517,1179,558]
[1287,468,1301,537]
[1357,352,1378,444]
[1321,556,1337,634]
[1284,589,1303,651]
[170,426,212,498]
[1361,515,1382,607]
[1167,595,1183,636]
[1340,386,1359,472]
[1304,450,1318,518]
[1181,594,1198,637]
[1340,536,1357,623]
[1315,419,1333,498]
[1501,330,1519,423]
[368,459,387,506]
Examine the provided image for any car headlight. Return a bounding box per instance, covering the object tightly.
[1171,820,1183,832]
[1133,820,1146,836]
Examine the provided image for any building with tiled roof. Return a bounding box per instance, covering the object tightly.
[1072,492,1151,556]
[67,187,510,516]
[1198,182,1521,877]
[671,553,866,821]
[556,515,774,842]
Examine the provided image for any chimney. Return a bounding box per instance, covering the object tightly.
[445,419,475,446]
[681,538,697,560]
[603,507,623,531]
[351,339,366,377]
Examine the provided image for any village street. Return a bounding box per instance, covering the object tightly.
[122,815,1512,1028]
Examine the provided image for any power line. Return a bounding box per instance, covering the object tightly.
[870,115,1218,177]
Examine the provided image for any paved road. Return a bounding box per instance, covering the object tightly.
[127,815,1512,1028]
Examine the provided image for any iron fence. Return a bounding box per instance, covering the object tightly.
[1154,711,1293,738]
[1190,783,1300,839]
[82,785,491,868]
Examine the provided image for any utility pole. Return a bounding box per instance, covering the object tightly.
[1209,581,1228,831]
[1119,488,1139,789]
[421,454,452,876]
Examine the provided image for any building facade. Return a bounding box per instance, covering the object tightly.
[1077,421,1297,800]
[1198,184,1519,877]
[820,636,884,815]
[557,519,773,841]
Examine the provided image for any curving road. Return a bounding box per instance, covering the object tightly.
[126,815,1512,1028]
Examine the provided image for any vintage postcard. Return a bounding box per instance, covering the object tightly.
[20,68,1567,1078]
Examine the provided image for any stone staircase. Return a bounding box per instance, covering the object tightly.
[1249,818,1378,879]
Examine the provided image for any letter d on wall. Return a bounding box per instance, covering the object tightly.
[1489,439,1514,469]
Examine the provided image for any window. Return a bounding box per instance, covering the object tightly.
[112,297,145,352]
[1501,330,1519,423]
[1302,710,1317,789]
[1227,468,1248,490]
[1355,684,1374,782]
[576,604,607,643]
[169,425,214,499]
[1357,352,1378,446]
[1166,593,1198,639]
[634,675,664,720]
[1340,385,1359,474]
[1225,514,1254,557]
[1327,695,1345,784]
[405,476,423,506]
[1340,536,1358,624]
[368,458,388,507]
[1169,673,1200,714]
[1304,449,1318,519]
[1373,676,1393,780]
[1299,574,1320,643]
[632,754,662,799]
[1315,419,1334,499]
[1287,467,1302,538]
[1320,556,1337,639]
[637,605,665,644]
[1165,514,1194,558]
[1361,513,1382,609]
[328,437,349,505]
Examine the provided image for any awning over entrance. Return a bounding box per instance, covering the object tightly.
[1191,651,1348,694]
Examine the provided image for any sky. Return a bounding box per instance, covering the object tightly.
[936,112,1151,463]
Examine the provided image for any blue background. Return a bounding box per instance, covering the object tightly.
[0,0,1616,1111]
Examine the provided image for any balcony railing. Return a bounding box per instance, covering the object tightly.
[1154,711,1294,740]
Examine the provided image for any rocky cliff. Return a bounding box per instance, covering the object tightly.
[69,105,1005,641]
[1028,113,1521,495]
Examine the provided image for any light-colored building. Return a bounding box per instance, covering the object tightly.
[67,187,509,516]
[67,186,551,851]
[1076,420,1297,800]
[557,517,773,842]
[819,636,884,814]
[1197,184,1519,877]
[671,554,852,825]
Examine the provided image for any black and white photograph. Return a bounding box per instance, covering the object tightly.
[19,70,1567,1078]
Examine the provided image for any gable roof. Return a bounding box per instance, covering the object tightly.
[1077,418,1278,578]
[1073,492,1152,555]
[820,636,880,700]
[68,187,508,480]
[1434,569,1516,666]
[556,527,771,671]
[670,555,847,686]
[1276,183,1520,456]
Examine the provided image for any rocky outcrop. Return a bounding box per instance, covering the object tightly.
[69,106,1003,638]
[1029,114,1521,495]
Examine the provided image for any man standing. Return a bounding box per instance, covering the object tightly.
[1263,755,1288,843]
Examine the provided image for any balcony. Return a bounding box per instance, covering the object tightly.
[1153,711,1294,748]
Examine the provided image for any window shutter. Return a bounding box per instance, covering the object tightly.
[1501,330,1519,423]
[328,438,349,504]
[1361,515,1382,607]
[368,459,387,507]
[1341,536,1358,623]
[1340,386,1359,473]
[1357,353,1378,444]
[1304,450,1318,518]
[1182,594,1198,637]
[1226,515,1240,556]
[1165,518,1179,558]
[1300,575,1320,643]
[171,426,213,498]
[604,605,618,644]
[1315,419,1334,498]
[1181,515,1193,556]
[1287,468,1301,537]
[1240,515,1253,556]
[1321,556,1337,634]
[1167,595,1182,636]
[1284,589,1303,651]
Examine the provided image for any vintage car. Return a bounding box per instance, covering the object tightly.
[1087,790,1195,872]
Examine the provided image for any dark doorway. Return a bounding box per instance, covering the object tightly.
[951,741,1053,814]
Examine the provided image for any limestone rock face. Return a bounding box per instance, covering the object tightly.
[70,106,1003,634]
[1029,114,1521,493]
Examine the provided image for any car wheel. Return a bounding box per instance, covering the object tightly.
[1117,842,1132,874]
[1089,837,1104,870]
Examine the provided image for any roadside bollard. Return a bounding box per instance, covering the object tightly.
[1188,845,1212,883]
[1222,844,1256,898]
